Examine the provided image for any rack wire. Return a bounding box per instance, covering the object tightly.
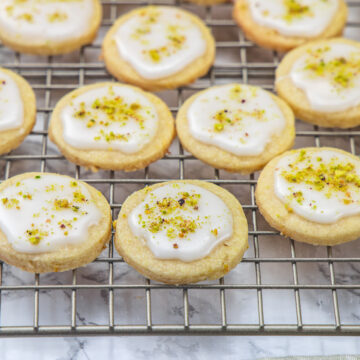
[0,0,359,337]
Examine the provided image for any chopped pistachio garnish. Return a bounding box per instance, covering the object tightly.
[53,199,70,210]
[138,191,201,241]
[145,25,186,63]
[47,11,68,22]
[1,197,20,210]
[6,179,92,246]
[131,9,187,63]
[72,87,146,144]
[282,0,312,22]
[281,150,360,208]
[303,46,360,90]
[17,12,33,22]
[229,85,243,100]
[212,107,265,134]
[26,227,48,245]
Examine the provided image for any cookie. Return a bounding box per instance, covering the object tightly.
[115,180,248,284]
[0,172,112,273]
[49,82,175,172]
[0,0,102,55]
[276,38,360,128]
[102,6,216,91]
[233,0,347,52]
[176,83,295,174]
[0,67,36,155]
[256,147,360,246]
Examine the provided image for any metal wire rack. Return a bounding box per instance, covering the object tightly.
[0,0,360,337]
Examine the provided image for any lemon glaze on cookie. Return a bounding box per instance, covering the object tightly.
[61,84,158,153]
[248,0,338,37]
[187,84,286,156]
[114,6,207,80]
[289,43,360,112]
[0,174,102,253]
[274,149,360,223]
[0,0,95,43]
[0,70,23,131]
[128,183,233,262]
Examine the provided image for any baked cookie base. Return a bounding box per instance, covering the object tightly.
[0,0,102,55]
[102,6,216,91]
[176,85,295,174]
[233,0,348,52]
[49,82,175,172]
[0,172,112,273]
[276,38,360,128]
[0,68,36,156]
[255,147,360,246]
[115,180,249,284]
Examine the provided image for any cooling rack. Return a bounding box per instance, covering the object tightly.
[0,0,360,337]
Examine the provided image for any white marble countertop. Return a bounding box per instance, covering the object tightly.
[1,335,360,359]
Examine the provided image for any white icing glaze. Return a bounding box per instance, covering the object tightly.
[0,70,23,131]
[128,183,233,262]
[115,7,207,80]
[248,0,338,37]
[61,85,158,153]
[187,84,286,156]
[274,149,360,224]
[0,174,102,253]
[0,0,95,43]
[290,43,360,112]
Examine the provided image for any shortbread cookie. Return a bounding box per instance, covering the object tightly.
[102,6,216,91]
[49,82,175,172]
[276,38,360,128]
[115,180,248,284]
[0,67,36,155]
[0,0,102,55]
[233,0,347,52]
[176,84,295,173]
[0,172,111,273]
[256,147,360,246]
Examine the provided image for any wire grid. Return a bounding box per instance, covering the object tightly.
[0,0,359,337]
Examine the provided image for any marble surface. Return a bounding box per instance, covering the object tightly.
[1,335,360,359]
[0,1,360,358]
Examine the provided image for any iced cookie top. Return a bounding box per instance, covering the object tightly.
[61,84,159,154]
[0,174,102,253]
[0,0,95,43]
[248,0,338,37]
[290,42,360,112]
[274,149,360,223]
[0,70,23,132]
[187,84,286,156]
[128,183,233,262]
[114,6,207,80]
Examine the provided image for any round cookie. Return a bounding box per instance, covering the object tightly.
[0,67,36,155]
[115,180,249,284]
[176,83,295,174]
[49,82,175,172]
[0,0,102,55]
[276,38,360,128]
[256,147,360,246]
[233,0,347,52]
[102,6,216,91]
[0,172,112,273]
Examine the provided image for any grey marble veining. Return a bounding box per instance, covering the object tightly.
[1,336,360,359]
